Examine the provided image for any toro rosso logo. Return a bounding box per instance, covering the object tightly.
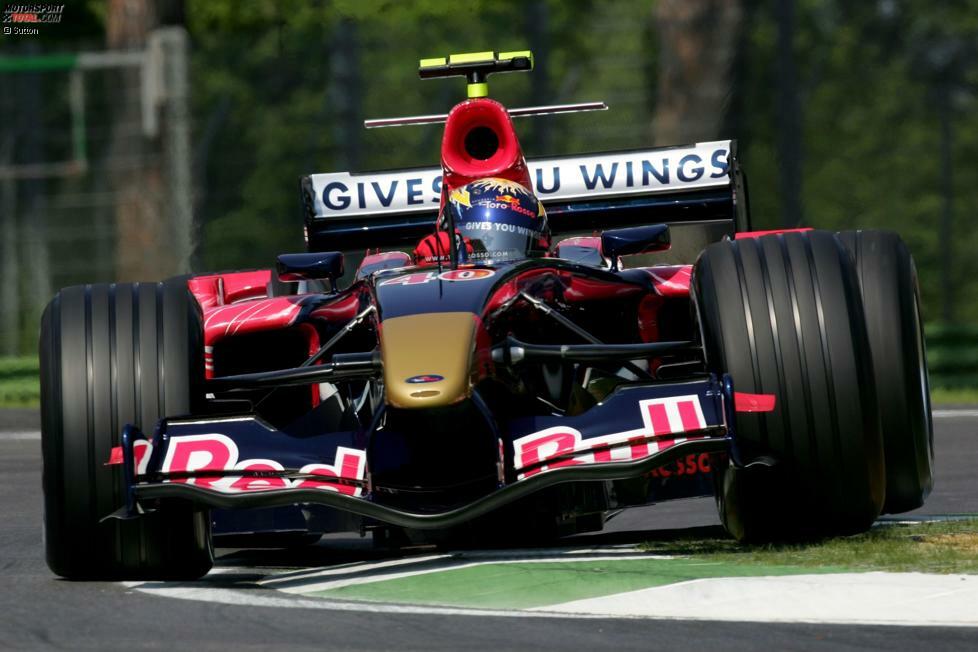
[492,194,536,218]
[157,434,366,496]
[406,374,444,384]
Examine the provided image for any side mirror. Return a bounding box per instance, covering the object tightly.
[600,224,670,270]
[277,252,345,291]
[553,236,609,268]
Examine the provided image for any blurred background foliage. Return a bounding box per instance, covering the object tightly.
[188,0,978,323]
[0,0,976,390]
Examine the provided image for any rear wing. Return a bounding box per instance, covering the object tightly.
[301,140,750,253]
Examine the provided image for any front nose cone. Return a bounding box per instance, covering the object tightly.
[380,312,476,408]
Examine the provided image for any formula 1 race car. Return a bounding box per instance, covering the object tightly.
[41,51,933,580]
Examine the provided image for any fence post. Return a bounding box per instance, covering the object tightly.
[151,27,193,274]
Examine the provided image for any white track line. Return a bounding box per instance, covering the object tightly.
[0,431,40,440]
[933,409,978,418]
[262,547,650,591]
[124,584,614,619]
[265,554,660,594]
[450,545,647,560]
[260,554,452,586]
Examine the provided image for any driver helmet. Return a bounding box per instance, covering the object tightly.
[445,178,549,264]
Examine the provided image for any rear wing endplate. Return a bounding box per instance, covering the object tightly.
[301,140,749,252]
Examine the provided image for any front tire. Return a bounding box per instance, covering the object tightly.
[693,231,885,541]
[837,230,933,513]
[41,279,213,579]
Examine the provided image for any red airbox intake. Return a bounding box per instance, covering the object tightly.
[440,98,532,193]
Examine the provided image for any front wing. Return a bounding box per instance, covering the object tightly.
[111,376,736,530]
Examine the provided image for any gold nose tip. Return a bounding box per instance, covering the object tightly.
[381,312,476,408]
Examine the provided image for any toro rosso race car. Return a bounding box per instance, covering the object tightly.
[41,51,933,580]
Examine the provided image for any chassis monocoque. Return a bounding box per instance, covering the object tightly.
[41,52,933,580]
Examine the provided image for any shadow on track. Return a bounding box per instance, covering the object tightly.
[214,523,731,571]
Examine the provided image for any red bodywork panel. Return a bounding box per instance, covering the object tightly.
[189,271,315,383]
[201,298,304,378]
[734,392,777,412]
[187,276,223,310]
[221,271,273,304]
[308,292,360,322]
[642,265,692,298]
[202,298,303,342]
[188,271,364,408]
[482,267,647,315]
[106,446,123,465]
[188,270,273,309]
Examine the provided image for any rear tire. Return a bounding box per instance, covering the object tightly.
[41,279,213,579]
[837,230,933,513]
[693,231,885,541]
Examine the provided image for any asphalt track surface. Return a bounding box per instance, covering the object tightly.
[2,407,977,651]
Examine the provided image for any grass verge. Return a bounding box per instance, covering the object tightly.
[314,557,848,609]
[0,357,39,407]
[312,520,978,609]
[640,518,978,574]
[930,387,978,405]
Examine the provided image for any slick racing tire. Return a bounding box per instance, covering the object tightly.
[693,231,885,542]
[41,279,213,580]
[837,230,934,513]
